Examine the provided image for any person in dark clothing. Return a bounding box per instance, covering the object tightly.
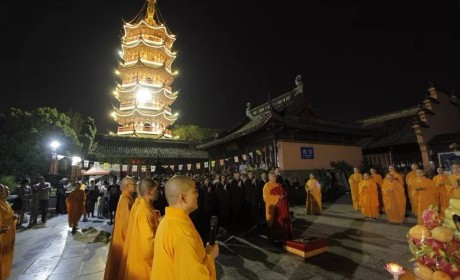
[108,184,121,225]
[216,175,231,228]
[56,176,69,215]
[245,171,260,226]
[229,172,245,231]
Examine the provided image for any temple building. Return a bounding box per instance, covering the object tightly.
[111,0,178,138]
[357,83,460,171]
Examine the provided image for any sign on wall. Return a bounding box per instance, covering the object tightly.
[301,147,314,159]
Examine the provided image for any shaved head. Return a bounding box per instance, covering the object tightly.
[165,175,195,206]
[139,178,158,197]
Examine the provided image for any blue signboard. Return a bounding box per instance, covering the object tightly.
[301,147,314,159]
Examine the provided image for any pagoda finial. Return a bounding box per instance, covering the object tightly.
[146,0,157,25]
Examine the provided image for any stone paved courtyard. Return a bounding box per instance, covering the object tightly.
[9,194,417,280]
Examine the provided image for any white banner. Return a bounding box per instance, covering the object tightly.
[179,164,183,171]
[204,162,209,168]
[132,165,138,172]
[151,165,156,172]
[122,165,128,171]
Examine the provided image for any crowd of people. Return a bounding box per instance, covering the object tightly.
[1,160,459,279]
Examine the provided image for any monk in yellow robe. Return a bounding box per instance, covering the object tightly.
[305,173,322,214]
[370,168,384,212]
[358,173,379,219]
[104,176,136,280]
[151,175,218,279]
[450,162,460,198]
[433,167,453,216]
[410,169,438,224]
[124,178,160,280]
[0,212,8,278]
[263,171,292,241]
[382,174,406,223]
[66,182,86,233]
[117,186,141,280]
[405,163,419,213]
[348,167,363,210]
[0,184,17,280]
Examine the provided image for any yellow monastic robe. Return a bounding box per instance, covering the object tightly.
[0,199,16,280]
[118,197,140,280]
[406,171,418,213]
[385,171,404,185]
[104,190,134,280]
[410,177,438,224]
[348,173,363,210]
[358,179,379,218]
[382,179,406,223]
[371,173,384,211]
[66,188,86,228]
[305,179,322,214]
[433,174,453,216]
[150,207,216,280]
[124,198,159,280]
[450,174,460,197]
[263,181,280,227]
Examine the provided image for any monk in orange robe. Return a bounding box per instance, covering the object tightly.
[66,181,86,233]
[0,184,17,280]
[410,169,438,224]
[382,174,406,223]
[358,173,379,219]
[348,167,363,210]
[124,178,160,280]
[263,171,292,241]
[433,167,453,216]
[0,212,8,278]
[151,175,218,279]
[370,168,384,213]
[104,176,136,280]
[117,187,141,280]
[405,163,419,213]
[450,162,460,198]
[305,173,322,214]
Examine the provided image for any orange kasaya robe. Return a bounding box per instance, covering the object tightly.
[370,173,384,211]
[263,181,292,241]
[433,174,453,216]
[124,198,159,280]
[382,179,406,223]
[0,198,16,280]
[405,171,417,213]
[150,207,216,280]
[449,174,460,199]
[410,177,438,224]
[305,179,322,214]
[348,173,363,210]
[104,190,134,280]
[117,197,140,280]
[358,179,379,218]
[66,188,86,228]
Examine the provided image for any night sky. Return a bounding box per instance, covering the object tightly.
[1,0,459,133]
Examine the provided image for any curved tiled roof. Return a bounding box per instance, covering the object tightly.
[91,135,208,160]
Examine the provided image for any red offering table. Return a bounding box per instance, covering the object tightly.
[284,237,328,258]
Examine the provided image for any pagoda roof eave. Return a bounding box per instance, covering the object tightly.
[121,40,177,57]
[123,20,176,40]
[114,107,177,120]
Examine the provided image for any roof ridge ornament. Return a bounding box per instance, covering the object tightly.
[295,74,303,95]
[146,0,157,25]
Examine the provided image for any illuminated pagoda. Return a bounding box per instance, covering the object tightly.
[111,0,178,138]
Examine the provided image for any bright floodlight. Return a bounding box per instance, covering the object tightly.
[136,88,151,103]
[50,141,60,150]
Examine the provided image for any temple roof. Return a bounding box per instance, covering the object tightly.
[355,107,420,149]
[197,82,366,149]
[196,113,272,149]
[92,135,208,160]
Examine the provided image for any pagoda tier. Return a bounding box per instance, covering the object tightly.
[112,0,179,138]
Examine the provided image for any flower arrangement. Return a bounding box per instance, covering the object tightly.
[407,203,460,280]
